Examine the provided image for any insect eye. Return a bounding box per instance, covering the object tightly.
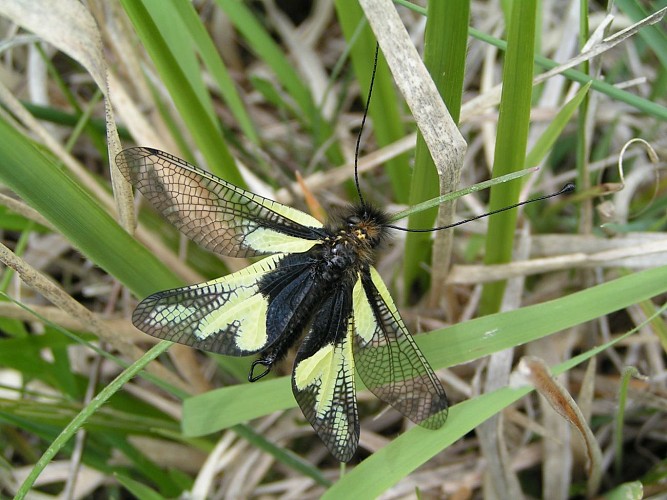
[346,215,361,226]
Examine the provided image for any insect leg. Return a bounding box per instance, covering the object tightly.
[249,356,275,382]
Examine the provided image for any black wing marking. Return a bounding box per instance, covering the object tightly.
[133,253,307,355]
[116,147,325,258]
[292,286,359,462]
[352,267,448,429]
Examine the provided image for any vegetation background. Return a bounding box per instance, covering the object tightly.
[0,0,666,498]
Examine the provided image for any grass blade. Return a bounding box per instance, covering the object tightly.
[120,0,243,185]
[403,0,470,295]
[479,0,538,314]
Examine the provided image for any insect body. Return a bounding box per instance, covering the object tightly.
[117,147,448,461]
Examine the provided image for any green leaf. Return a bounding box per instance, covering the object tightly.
[115,473,165,500]
[169,0,259,144]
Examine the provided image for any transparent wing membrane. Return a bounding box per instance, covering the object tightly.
[116,147,323,257]
[352,268,448,429]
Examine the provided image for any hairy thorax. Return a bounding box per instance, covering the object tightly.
[317,203,390,283]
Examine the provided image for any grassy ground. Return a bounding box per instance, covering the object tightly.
[1,0,666,498]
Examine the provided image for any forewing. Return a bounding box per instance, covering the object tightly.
[292,287,359,462]
[133,254,290,355]
[352,267,448,429]
[116,147,324,257]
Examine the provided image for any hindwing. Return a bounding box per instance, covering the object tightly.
[352,267,448,429]
[292,286,358,462]
[116,147,324,257]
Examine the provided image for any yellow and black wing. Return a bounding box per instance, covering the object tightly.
[116,147,324,258]
[352,267,448,429]
[132,254,294,355]
[292,287,359,462]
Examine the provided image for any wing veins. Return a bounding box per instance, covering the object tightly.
[116,147,324,257]
[353,269,448,429]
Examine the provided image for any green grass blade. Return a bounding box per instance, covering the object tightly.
[119,0,243,185]
[115,474,164,500]
[614,366,639,475]
[169,0,259,144]
[480,0,537,315]
[525,82,592,168]
[576,0,591,231]
[403,0,470,295]
[0,116,180,297]
[389,168,538,222]
[20,102,131,139]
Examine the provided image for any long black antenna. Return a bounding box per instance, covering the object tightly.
[354,45,573,231]
[385,183,575,233]
[354,44,380,210]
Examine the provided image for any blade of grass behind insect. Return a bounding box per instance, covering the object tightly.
[115,473,164,500]
[616,0,667,69]
[334,1,411,203]
[183,263,667,434]
[576,0,592,233]
[614,366,639,476]
[215,0,343,165]
[20,102,131,139]
[143,71,198,164]
[389,168,538,222]
[525,82,592,168]
[169,0,259,144]
[0,115,180,298]
[479,0,537,315]
[403,0,469,295]
[119,0,244,186]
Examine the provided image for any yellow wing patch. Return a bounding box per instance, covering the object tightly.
[198,293,268,351]
[262,197,324,229]
[243,226,319,254]
[292,314,358,461]
[293,332,354,418]
[134,254,286,355]
[352,277,375,344]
